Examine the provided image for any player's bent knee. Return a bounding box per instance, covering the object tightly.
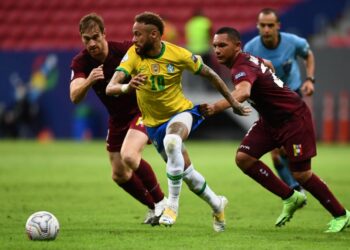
[121,153,138,169]
[164,134,182,154]
[291,170,312,184]
[112,169,132,184]
[289,159,312,183]
[235,152,256,172]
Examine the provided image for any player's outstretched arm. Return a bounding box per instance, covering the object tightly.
[199,64,251,116]
[200,80,252,117]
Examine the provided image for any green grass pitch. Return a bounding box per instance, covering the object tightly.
[0,140,349,250]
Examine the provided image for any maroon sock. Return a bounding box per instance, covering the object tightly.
[118,172,155,209]
[302,173,345,217]
[244,161,293,199]
[135,159,164,203]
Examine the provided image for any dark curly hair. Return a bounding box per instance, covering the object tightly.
[135,11,164,35]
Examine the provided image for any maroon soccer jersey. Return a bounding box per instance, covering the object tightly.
[231,52,306,126]
[233,52,316,162]
[71,41,139,128]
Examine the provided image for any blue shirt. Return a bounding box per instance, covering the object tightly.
[243,32,309,91]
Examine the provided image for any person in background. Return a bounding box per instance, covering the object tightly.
[201,26,349,233]
[185,9,212,67]
[185,8,218,88]
[244,8,315,193]
[106,11,250,232]
[70,13,166,225]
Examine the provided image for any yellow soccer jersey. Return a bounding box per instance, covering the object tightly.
[117,41,203,127]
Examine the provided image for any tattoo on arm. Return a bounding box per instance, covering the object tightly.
[201,64,232,99]
[201,64,217,80]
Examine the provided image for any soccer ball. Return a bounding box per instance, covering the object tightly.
[25,211,60,240]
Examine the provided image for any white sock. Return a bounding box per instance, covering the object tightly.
[163,134,184,211]
[183,164,221,212]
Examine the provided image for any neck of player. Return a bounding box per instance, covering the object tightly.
[147,41,163,57]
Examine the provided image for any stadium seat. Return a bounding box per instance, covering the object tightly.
[0,0,302,50]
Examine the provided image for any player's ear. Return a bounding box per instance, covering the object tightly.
[152,29,160,38]
[276,22,281,31]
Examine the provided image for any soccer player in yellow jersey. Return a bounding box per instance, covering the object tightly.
[106,11,250,231]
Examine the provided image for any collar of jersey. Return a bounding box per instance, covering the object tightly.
[145,42,165,59]
[261,33,281,50]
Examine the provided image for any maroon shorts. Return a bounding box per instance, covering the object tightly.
[238,108,317,164]
[106,114,148,152]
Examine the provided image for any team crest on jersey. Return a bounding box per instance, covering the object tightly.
[151,64,160,74]
[293,144,303,156]
[166,64,175,73]
[235,71,246,80]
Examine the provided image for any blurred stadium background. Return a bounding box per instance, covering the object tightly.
[0,0,349,143]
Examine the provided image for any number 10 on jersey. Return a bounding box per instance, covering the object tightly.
[150,75,165,91]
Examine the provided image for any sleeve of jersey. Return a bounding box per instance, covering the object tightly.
[116,48,137,77]
[181,48,203,74]
[232,66,256,86]
[71,57,87,80]
[293,35,310,59]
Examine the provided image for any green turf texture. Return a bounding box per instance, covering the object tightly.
[0,140,349,250]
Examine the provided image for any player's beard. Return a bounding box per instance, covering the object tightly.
[89,45,102,56]
[136,40,154,56]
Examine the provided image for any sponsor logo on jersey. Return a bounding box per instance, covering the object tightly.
[293,144,303,156]
[235,71,246,80]
[137,66,146,74]
[151,64,160,74]
[166,64,175,73]
[239,144,250,150]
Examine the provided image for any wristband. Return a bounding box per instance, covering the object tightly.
[121,84,130,93]
[305,76,315,84]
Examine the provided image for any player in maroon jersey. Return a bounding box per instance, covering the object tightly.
[70,13,166,225]
[200,27,349,232]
